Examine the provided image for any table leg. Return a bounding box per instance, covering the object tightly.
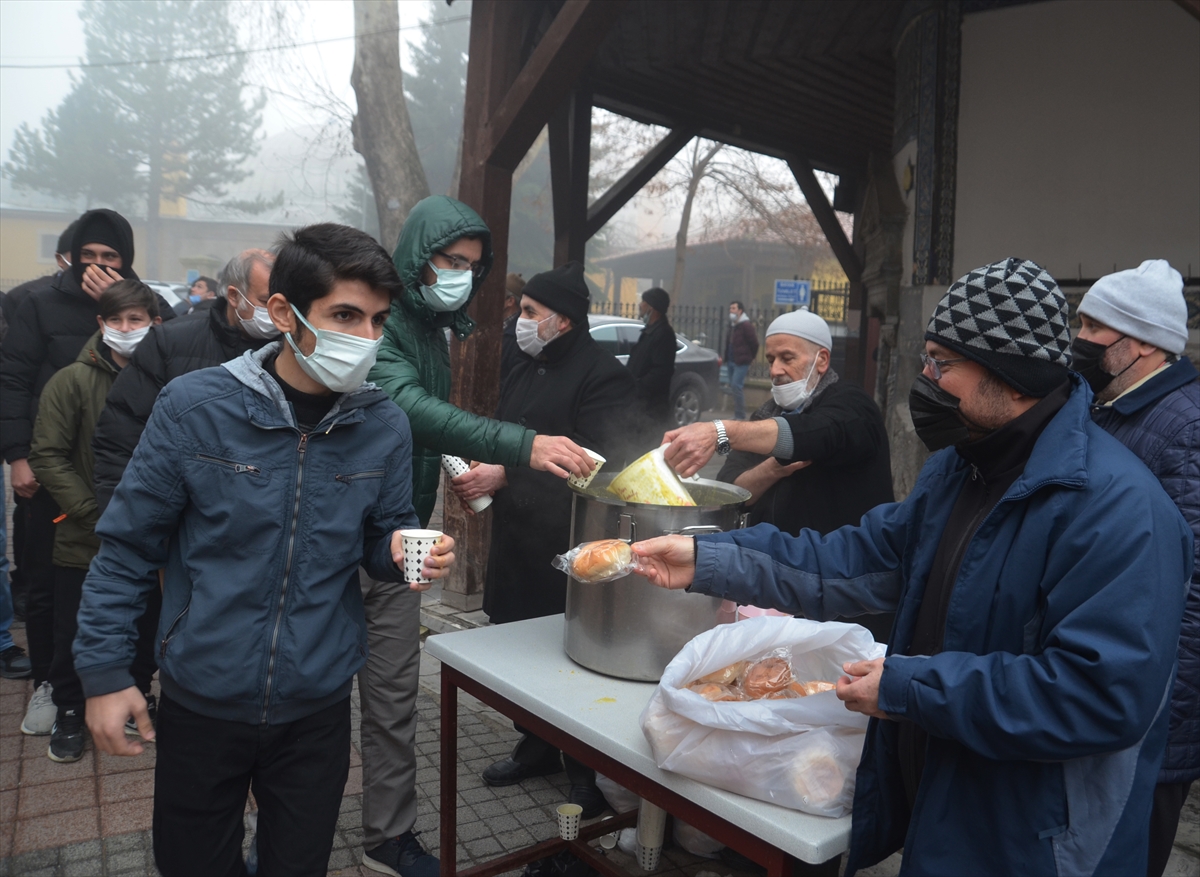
[440,670,458,877]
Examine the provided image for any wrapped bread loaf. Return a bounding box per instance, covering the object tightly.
[741,656,793,699]
[686,682,746,702]
[694,661,748,686]
[570,539,633,581]
[791,746,846,807]
[791,680,837,697]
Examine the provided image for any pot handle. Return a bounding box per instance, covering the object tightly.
[737,512,750,529]
[618,513,637,543]
[661,525,724,536]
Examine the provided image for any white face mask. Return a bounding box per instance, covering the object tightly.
[729,312,740,324]
[420,263,474,312]
[515,312,562,357]
[102,325,150,358]
[232,288,280,339]
[770,357,820,411]
[283,304,382,393]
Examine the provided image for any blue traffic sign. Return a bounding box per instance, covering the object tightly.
[774,279,811,307]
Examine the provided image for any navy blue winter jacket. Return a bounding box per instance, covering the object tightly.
[75,344,418,725]
[1091,357,1200,784]
[692,377,1193,876]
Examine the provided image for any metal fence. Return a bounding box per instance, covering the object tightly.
[590,281,853,380]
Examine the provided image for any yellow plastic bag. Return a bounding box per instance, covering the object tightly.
[608,446,696,506]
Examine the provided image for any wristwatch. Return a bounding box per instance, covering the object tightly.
[713,420,732,456]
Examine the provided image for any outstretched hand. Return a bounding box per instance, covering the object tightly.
[631,535,696,590]
[390,532,456,592]
[836,658,890,720]
[529,435,594,479]
[661,423,718,478]
[451,462,506,502]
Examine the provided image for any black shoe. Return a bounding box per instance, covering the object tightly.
[48,708,86,763]
[568,783,608,819]
[0,645,32,679]
[125,693,157,737]
[363,829,439,877]
[482,754,564,787]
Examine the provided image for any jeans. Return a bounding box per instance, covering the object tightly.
[153,693,351,877]
[0,467,12,653]
[1148,779,1193,877]
[730,363,751,420]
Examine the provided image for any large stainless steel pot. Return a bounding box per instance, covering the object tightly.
[564,473,750,681]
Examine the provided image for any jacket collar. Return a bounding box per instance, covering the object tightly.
[538,321,588,364]
[222,343,385,431]
[206,297,248,347]
[1105,357,1198,417]
[76,329,119,375]
[997,374,1090,498]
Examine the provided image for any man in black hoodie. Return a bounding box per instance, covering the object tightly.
[0,209,174,737]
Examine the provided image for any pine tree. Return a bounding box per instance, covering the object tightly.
[4,0,265,276]
[404,1,470,197]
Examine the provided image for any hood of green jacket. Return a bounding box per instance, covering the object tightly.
[76,329,120,374]
[392,195,493,341]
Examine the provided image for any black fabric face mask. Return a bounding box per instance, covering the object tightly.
[1070,335,1126,394]
[909,374,970,451]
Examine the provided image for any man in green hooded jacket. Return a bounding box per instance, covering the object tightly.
[359,196,594,876]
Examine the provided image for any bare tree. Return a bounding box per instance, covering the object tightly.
[351,0,430,249]
[670,140,723,297]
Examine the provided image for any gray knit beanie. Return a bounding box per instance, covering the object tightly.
[1078,260,1187,355]
[926,258,1072,397]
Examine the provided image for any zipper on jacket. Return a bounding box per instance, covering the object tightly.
[159,603,191,658]
[335,470,385,483]
[195,453,262,475]
[260,432,308,724]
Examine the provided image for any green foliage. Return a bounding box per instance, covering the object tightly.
[404,0,470,197]
[4,0,265,214]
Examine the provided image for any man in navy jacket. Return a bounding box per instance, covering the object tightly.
[635,259,1193,876]
[74,224,456,876]
[1074,259,1199,877]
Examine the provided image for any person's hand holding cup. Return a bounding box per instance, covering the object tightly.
[391,529,456,591]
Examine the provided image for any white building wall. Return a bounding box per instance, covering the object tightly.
[954,0,1200,281]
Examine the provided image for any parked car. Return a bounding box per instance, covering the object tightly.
[587,315,720,427]
[143,280,192,311]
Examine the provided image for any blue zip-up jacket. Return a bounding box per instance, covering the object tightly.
[691,377,1193,876]
[75,344,418,725]
[1091,357,1200,784]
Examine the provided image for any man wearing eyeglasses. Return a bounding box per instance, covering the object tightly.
[360,196,596,876]
[634,258,1193,876]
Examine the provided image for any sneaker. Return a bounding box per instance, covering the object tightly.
[0,645,32,679]
[363,830,439,877]
[48,708,86,763]
[20,681,55,735]
[125,693,158,737]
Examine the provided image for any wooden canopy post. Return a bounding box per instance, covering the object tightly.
[443,0,626,611]
[787,155,870,388]
[550,84,593,266]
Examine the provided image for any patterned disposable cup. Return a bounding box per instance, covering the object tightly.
[566,449,606,491]
[441,455,492,513]
[556,803,583,840]
[400,529,442,584]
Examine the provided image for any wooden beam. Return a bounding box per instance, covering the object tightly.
[585,127,697,238]
[550,85,592,266]
[787,155,863,284]
[1174,0,1200,21]
[486,0,627,171]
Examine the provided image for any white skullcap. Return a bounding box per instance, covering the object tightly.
[766,308,832,350]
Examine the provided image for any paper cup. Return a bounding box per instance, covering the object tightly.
[636,842,662,872]
[598,832,618,850]
[556,803,583,840]
[636,799,667,849]
[567,449,606,491]
[441,455,492,513]
[400,529,442,583]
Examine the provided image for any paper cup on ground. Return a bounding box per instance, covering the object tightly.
[636,842,662,871]
[400,529,442,583]
[636,800,667,849]
[441,455,492,513]
[567,449,606,491]
[556,803,583,840]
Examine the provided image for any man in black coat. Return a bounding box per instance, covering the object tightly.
[0,209,174,734]
[92,248,276,511]
[450,261,635,817]
[675,309,895,641]
[625,286,676,443]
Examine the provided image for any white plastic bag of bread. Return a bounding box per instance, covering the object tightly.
[552,539,644,583]
[639,615,885,817]
[607,445,697,506]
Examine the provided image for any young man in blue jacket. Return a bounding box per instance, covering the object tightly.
[1073,259,1199,877]
[73,224,456,877]
[635,258,1194,876]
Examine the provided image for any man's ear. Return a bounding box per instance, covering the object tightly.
[96,314,106,332]
[267,293,297,336]
[153,316,163,326]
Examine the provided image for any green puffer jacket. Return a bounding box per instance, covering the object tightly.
[28,330,119,568]
[370,196,535,525]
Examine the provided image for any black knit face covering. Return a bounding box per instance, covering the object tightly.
[1070,335,1133,394]
[909,375,970,451]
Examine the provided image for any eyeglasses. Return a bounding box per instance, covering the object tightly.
[432,250,486,280]
[920,352,968,380]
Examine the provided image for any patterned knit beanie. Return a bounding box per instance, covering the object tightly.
[925,258,1072,397]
